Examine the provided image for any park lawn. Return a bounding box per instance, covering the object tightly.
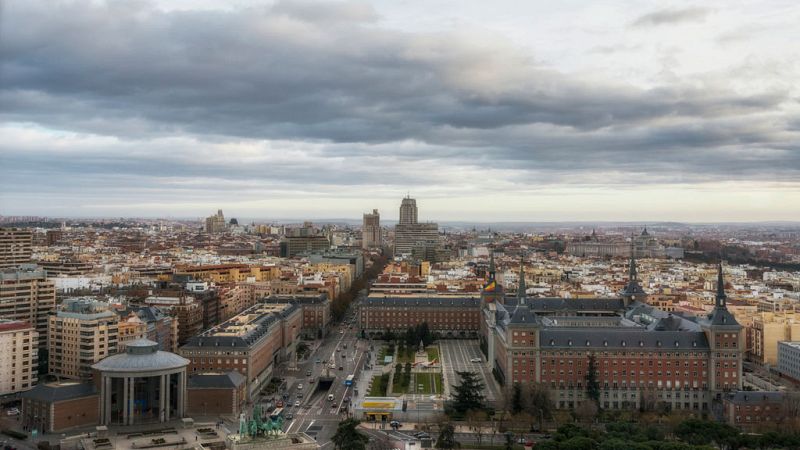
[369,374,389,397]
[414,372,444,394]
[425,346,439,362]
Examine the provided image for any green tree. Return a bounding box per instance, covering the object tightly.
[331,418,369,450]
[585,353,600,406]
[436,423,459,449]
[452,371,486,414]
[560,436,597,450]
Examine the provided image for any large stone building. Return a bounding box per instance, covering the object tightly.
[362,209,381,249]
[0,264,56,348]
[0,228,33,268]
[48,298,119,380]
[179,302,303,400]
[359,296,481,337]
[566,228,665,258]
[205,209,227,234]
[481,259,743,411]
[264,294,331,339]
[0,319,38,395]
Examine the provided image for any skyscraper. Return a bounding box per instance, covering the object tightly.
[362,209,381,249]
[399,196,418,225]
[394,197,439,258]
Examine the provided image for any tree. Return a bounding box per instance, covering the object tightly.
[511,383,524,414]
[332,418,369,450]
[585,353,600,407]
[523,382,553,431]
[436,423,459,449]
[452,371,486,414]
[504,432,514,450]
[384,328,395,343]
[574,401,598,425]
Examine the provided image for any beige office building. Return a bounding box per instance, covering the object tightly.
[48,298,119,380]
[0,228,33,268]
[0,320,39,395]
[0,265,56,349]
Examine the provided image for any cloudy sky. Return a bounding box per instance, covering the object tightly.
[1,0,799,222]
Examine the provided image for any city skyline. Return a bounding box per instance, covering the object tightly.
[2,1,799,221]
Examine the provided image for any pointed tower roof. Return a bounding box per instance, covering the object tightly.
[641,226,649,236]
[706,261,739,327]
[488,252,496,279]
[628,239,638,282]
[510,256,537,325]
[517,256,527,304]
[620,237,646,302]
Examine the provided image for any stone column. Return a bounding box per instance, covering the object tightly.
[177,371,185,418]
[122,377,129,425]
[103,375,112,425]
[165,373,171,421]
[129,377,135,425]
[159,374,166,423]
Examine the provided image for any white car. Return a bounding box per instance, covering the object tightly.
[294,400,301,407]
[297,383,303,390]
[6,408,20,416]
[470,357,482,363]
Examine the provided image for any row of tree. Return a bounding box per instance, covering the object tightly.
[381,322,434,348]
[331,254,388,321]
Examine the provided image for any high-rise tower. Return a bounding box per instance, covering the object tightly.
[399,196,418,225]
[362,209,381,249]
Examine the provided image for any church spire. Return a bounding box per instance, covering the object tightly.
[716,260,727,308]
[628,237,638,282]
[488,252,496,280]
[517,256,527,304]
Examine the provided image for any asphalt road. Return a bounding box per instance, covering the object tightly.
[439,340,502,403]
[263,307,368,446]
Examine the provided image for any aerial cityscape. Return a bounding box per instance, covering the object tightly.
[2,1,800,450]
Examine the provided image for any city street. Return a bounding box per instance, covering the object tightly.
[439,340,501,403]
[266,306,369,444]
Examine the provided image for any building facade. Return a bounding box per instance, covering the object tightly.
[777,341,800,382]
[0,265,56,349]
[205,209,227,234]
[179,302,303,400]
[362,209,381,249]
[0,228,33,268]
[0,320,38,395]
[482,260,743,412]
[48,298,119,380]
[359,297,481,337]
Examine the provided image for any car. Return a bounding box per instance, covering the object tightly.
[339,366,344,371]
[340,330,344,334]
[5,408,19,416]
[315,358,321,364]
[470,357,482,363]
[285,413,294,420]
[306,370,312,376]
[294,400,300,407]
[390,420,401,427]
[296,393,303,399]
[297,383,303,390]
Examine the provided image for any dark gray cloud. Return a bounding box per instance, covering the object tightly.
[0,0,798,218]
[631,7,711,27]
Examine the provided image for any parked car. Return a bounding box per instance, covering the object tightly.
[306,369,312,376]
[470,357,482,363]
[315,358,321,364]
[5,408,20,416]
[285,413,294,420]
[294,400,300,407]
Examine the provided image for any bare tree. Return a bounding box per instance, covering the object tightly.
[574,400,598,425]
[466,409,488,445]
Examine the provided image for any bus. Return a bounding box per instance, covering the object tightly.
[345,375,355,386]
[269,408,284,421]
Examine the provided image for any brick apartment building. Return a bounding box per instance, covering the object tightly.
[359,296,481,336]
[179,302,303,400]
